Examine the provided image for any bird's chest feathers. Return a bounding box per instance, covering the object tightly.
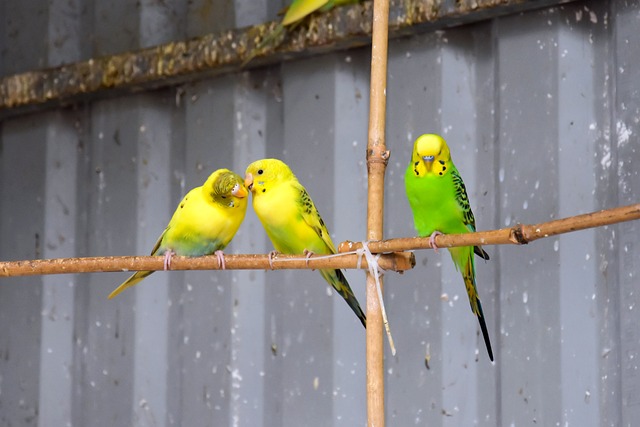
[253,183,317,253]
[164,194,242,253]
[406,171,463,235]
[253,184,299,229]
[413,176,452,208]
[192,199,236,231]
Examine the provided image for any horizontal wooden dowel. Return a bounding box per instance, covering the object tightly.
[339,203,640,253]
[2,203,638,278]
[0,251,415,278]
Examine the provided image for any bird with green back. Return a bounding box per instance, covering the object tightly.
[405,134,494,361]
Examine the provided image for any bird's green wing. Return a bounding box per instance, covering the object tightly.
[451,168,490,260]
[451,168,476,231]
[295,184,337,254]
[292,184,366,328]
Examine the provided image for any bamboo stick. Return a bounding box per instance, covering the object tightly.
[366,0,391,422]
[0,252,414,278]
[1,203,637,278]
[338,203,640,253]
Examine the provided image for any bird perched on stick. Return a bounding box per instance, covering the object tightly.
[243,0,360,65]
[108,169,248,299]
[281,0,359,26]
[244,158,366,328]
[404,134,494,361]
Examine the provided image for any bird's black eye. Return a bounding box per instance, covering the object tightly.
[257,169,263,175]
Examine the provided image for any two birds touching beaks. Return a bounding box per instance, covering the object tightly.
[109,134,494,362]
[107,159,367,328]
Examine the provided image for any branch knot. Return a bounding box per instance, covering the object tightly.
[366,147,390,165]
[509,224,529,245]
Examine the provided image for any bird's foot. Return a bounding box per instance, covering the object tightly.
[268,250,279,270]
[163,250,176,271]
[303,249,315,270]
[429,231,443,253]
[214,250,226,270]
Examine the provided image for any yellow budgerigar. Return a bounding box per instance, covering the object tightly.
[108,169,248,299]
[244,158,366,328]
[281,0,359,26]
[243,0,360,65]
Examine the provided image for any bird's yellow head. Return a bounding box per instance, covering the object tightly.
[410,133,451,177]
[244,158,295,196]
[203,169,248,208]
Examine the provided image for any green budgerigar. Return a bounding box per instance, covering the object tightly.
[404,134,494,361]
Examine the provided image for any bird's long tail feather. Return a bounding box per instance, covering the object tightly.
[462,257,494,361]
[474,245,490,260]
[475,298,494,361]
[321,269,367,328]
[108,270,154,299]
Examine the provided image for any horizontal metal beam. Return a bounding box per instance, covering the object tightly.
[0,0,573,119]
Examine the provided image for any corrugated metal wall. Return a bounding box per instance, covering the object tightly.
[1,0,639,425]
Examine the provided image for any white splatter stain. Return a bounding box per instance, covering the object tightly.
[601,144,611,169]
[616,121,632,147]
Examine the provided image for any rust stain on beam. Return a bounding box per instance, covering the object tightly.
[0,0,576,119]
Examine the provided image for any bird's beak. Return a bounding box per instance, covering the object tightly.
[422,155,434,172]
[244,173,254,192]
[232,183,248,198]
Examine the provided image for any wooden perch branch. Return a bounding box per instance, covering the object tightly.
[0,251,414,278]
[339,203,640,253]
[1,203,637,279]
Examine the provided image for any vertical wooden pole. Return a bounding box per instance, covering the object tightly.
[366,0,390,424]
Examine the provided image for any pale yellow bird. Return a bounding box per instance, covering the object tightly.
[245,158,366,327]
[108,169,248,299]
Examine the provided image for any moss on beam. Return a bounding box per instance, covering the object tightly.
[0,0,575,118]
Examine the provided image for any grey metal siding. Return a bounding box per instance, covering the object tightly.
[1,0,639,426]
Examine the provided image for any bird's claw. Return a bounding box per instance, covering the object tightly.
[429,231,443,253]
[214,250,226,270]
[303,249,315,270]
[163,250,176,271]
[268,250,279,270]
